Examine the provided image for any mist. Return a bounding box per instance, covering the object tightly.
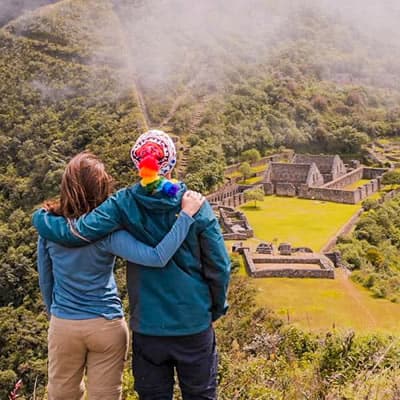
[107,0,400,91]
[3,0,400,95]
[0,0,59,27]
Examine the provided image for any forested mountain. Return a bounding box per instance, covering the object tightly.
[0,0,60,27]
[2,0,400,398]
[0,1,144,394]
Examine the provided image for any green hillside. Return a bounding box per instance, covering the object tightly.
[2,0,400,398]
[0,1,145,395]
[111,1,400,189]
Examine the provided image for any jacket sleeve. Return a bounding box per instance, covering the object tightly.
[32,193,124,247]
[37,236,54,314]
[101,211,194,267]
[197,202,231,322]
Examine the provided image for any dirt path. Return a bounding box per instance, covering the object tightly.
[160,70,202,128]
[133,80,150,130]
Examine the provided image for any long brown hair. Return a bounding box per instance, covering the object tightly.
[45,152,114,219]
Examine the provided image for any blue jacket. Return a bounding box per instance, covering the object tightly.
[37,212,195,320]
[33,182,231,336]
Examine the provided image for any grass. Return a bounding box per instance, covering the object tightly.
[251,164,267,173]
[368,191,382,200]
[226,164,266,180]
[240,196,360,251]
[239,176,263,185]
[344,179,372,190]
[376,137,400,145]
[226,171,241,179]
[232,195,400,333]
[237,266,400,333]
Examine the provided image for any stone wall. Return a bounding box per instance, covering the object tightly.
[267,163,311,184]
[322,167,363,189]
[320,208,364,252]
[242,249,335,279]
[307,163,325,187]
[363,167,388,179]
[254,269,334,279]
[381,187,400,202]
[219,206,254,238]
[263,182,274,195]
[242,248,257,276]
[253,257,321,264]
[293,154,346,181]
[276,183,296,196]
[298,186,359,203]
[223,233,250,240]
[207,183,242,206]
[298,167,385,204]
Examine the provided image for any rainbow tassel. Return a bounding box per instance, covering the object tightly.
[138,155,180,197]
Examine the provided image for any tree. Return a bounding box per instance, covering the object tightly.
[239,162,252,181]
[244,188,264,207]
[241,149,261,163]
[382,170,400,189]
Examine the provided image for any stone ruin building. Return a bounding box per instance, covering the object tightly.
[264,162,323,196]
[206,152,388,208]
[263,153,387,204]
[212,205,254,240]
[293,154,347,182]
[233,242,335,279]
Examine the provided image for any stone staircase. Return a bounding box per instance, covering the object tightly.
[188,94,213,132]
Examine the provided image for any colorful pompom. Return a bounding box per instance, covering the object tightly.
[139,155,159,172]
[161,180,180,197]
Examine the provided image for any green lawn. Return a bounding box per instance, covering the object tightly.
[251,164,267,173]
[344,179,371,190]
[226,171,241,179]
[240,196,360,251]
[226,164,266,180]
[233,195,400,333]
[237,267,400,333]
[239,176,263,185]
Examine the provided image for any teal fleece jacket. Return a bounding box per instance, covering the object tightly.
[32,182,231,336]
[37,211,194,320]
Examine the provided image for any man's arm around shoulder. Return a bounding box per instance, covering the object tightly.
[32,189,128,247]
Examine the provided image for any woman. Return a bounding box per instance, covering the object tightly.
[37,152,204,400]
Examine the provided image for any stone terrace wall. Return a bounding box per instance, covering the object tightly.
[207,183,245,207]
[321,209,364,252]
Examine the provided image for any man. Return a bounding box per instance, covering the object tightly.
[33,130,231,400]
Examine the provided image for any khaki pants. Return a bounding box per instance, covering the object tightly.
[47,316,129,400]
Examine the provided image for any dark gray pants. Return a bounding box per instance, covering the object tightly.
[132,326,218,400]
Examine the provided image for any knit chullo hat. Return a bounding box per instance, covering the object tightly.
[130,129,179,197]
